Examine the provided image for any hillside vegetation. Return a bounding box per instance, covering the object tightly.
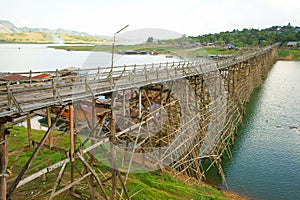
[0,19,106,44]
[0,32,52,43]
[57,33,105,44]
[188,23,300,46]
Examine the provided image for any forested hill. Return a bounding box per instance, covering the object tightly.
[189,24,300,46]
[0,19,107,44]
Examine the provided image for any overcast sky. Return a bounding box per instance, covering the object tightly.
[1,0,299,37]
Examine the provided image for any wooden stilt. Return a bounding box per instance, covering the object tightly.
[0,118,8,200]
[110,93,117,200]
[138,88,142,119]
[47,106,53,148]
[69,105,75,193]
[26,112,32,147]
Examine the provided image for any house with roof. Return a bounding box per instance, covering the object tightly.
[225,43,236,50]
[287,41,298,47]
[0,74,29,84]
[32,73,52,82]
[294,28,300,33]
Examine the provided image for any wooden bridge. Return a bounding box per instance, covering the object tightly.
[0,43,279,199]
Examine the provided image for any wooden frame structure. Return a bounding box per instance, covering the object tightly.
[0,44,279,199]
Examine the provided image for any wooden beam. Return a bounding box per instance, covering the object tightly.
[49,160,68,200]
[51,172,91,198]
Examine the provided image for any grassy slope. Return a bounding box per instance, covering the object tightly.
[57,33,105,44]
[277,48,300,60]
[127,172,230,200]
[6,126,241,199]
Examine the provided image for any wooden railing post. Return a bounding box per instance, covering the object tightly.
[6,82,12,110]
[29,70,32,87]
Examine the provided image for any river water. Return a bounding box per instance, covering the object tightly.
[1,45,299,199]
[207,61,300,200]
[0,44,177,72]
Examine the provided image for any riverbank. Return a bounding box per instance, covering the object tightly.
[48,44,241,57]
[49,45,300,61]
[48,44,183,55]
[6,125,248,199]
[277,48,300,60]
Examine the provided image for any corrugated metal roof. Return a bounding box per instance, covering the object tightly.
[287,42,298,46]
[32,73,52,79]
[0,74,28,81]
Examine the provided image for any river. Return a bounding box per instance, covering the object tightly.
[0,44,178,72]
[1,44,299,199]
[206,61,300,200]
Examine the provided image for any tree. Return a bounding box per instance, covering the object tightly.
[146,37,154,43]
[296,31,300,41]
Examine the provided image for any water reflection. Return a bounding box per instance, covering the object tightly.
[206,61,300,200]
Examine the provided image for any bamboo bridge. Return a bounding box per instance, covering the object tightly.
[0,43,279,199]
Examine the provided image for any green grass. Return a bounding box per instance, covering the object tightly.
[190,47,239,55]
[277,49,300,59]
[6,125,234,199]
[57,33,106,44]
[277,49,290,57]
[127,172,228,200]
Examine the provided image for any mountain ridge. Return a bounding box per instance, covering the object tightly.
[0,19,91,36]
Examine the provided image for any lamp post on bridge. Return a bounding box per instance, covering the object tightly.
[109,24,129,83]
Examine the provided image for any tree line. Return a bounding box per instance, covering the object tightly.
[188,23,300,47]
